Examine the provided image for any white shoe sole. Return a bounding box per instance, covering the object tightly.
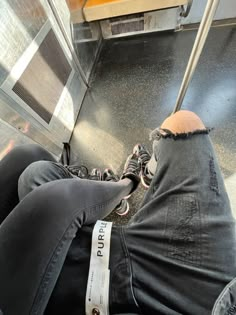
[141,173,151,189]
[116,200,130,216]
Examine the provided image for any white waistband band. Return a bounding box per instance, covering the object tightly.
[86,220,113,315]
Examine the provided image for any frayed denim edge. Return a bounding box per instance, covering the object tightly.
[149,127,213,141]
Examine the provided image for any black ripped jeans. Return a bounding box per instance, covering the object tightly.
[0,132,236,315]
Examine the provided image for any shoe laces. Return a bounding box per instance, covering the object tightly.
[138,148,151,166]
[126,156,140,175]
[65,165,89,179]
[89,170,101,181]
[104,173,119,182]
[89,174,100,181]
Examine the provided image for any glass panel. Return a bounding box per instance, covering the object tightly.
[72,21,102,79]
[13,29,72,124]
[0,0,47,85]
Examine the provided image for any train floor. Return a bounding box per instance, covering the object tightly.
[70,23,236,224]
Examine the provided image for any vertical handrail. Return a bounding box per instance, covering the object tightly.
[173,0,220,113]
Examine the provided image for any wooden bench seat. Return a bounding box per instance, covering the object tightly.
[83,0,188,22]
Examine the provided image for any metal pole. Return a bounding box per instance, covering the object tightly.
[173,0,220,113]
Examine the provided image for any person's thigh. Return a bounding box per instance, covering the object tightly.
[18,161,73,201]
[0,177,132,315]
[0,144,55,223]
[126,134,236,314]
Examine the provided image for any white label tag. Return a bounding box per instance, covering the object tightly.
[86,220,113,315]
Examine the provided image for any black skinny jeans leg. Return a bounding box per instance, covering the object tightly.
[0,144,56,223]
[0,148,133,315]
[18,160,74,201]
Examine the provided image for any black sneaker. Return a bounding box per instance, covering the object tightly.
[64,165,89,179]
[102,168,119,182]
[121,153,141,196]
[114,199,130,216]
[133,144,152,189]
[89,168,102,181]
[103,168,130,216]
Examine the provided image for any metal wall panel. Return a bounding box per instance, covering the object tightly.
[183,0,236,24]
[0,118,35,160]
[0,0,87,156]
[49,0,73,43]
[0,1,47,86]
[0,117,58,161]
[46,0,88,86]
[12,29,72,124]
[72,21,102,79]
[0,91,63,156]
[50,0,103,81]
[100,8,181,39]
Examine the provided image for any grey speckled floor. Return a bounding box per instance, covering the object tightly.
[70,24,236,224]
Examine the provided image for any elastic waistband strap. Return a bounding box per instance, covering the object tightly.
[86,220,113,315]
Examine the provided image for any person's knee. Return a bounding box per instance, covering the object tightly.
[5,144,55,169]
[23,179,79,228]
[18,160,64,201]
[161,110,206,134]
[18,144,55,162]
